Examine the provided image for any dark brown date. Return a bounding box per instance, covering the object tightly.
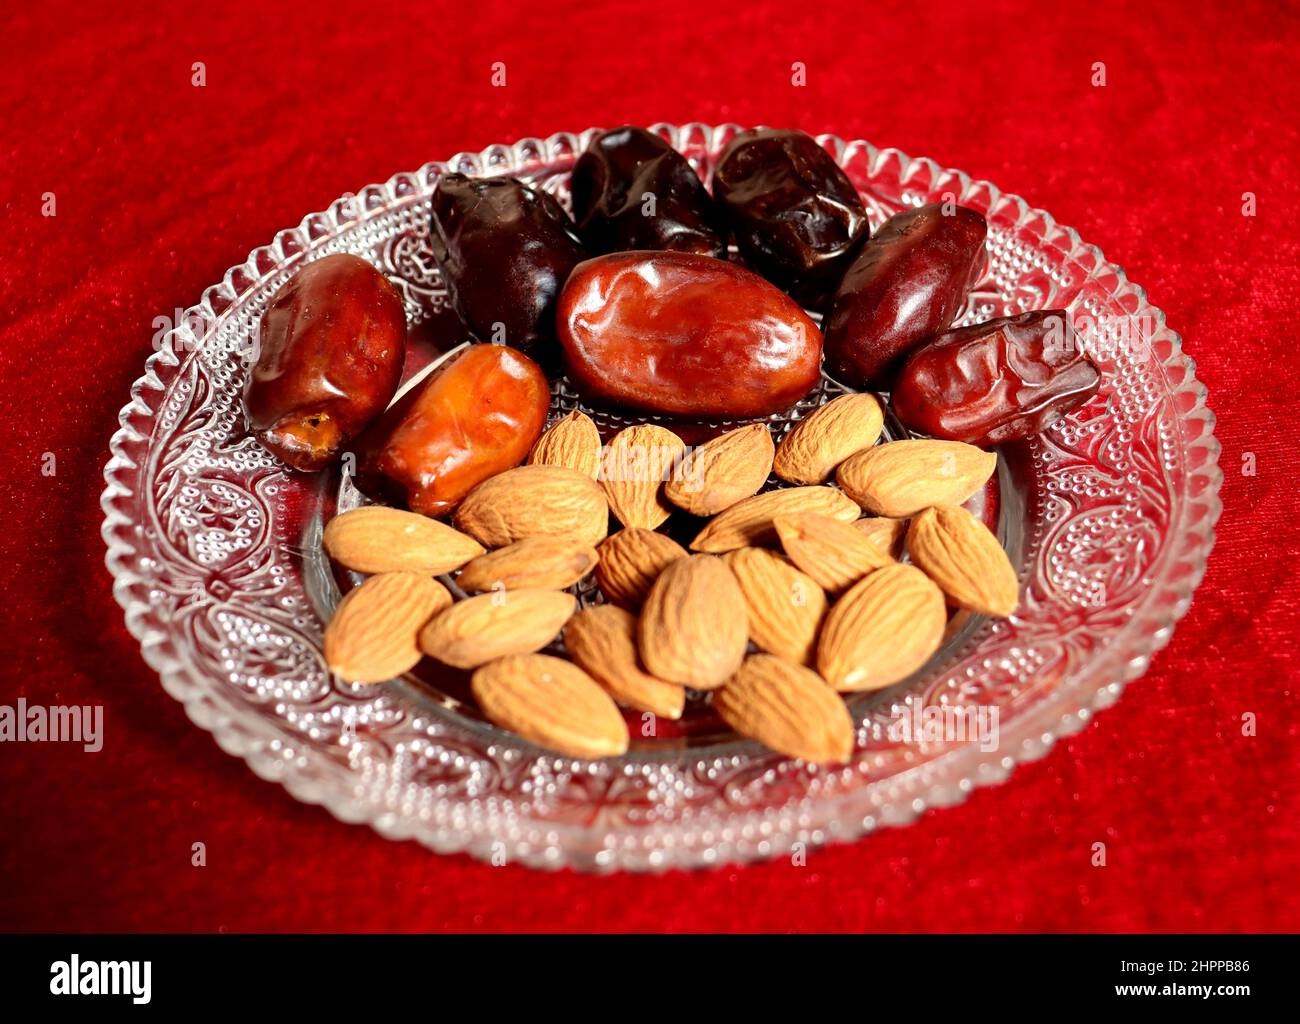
[557,251,822,418]
[570,126,726,257]
[245,253,406,472]
[429,174,587,361]
[354,344,550,516]
[823,203,987,389]
[892,309,1101,447]
[713,128,869,309]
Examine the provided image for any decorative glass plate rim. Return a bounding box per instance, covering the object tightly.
[101,124,1222,871]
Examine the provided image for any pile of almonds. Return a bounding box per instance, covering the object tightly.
[322,393,1017,763]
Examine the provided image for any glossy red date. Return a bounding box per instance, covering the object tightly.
[245,253,406,472]
[557,251,822,419]
[354,344,550,516]
[892,309,1101,446]
[823,203,987,389]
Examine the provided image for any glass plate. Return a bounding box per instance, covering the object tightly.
[101,124,1221,871]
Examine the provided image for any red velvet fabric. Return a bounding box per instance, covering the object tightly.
[1,0,1297,933]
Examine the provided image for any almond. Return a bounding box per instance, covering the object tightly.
[638,555,748,689]
[817,563,947,691]
[456,536,597,593]
[715,654,855,763]
[471,654,630,759]
[690,485,860,553]
[595,528,688,609]
[772,393,884,484]
[665,423,774,516]
[836,439,997,518]
[599,424,686,529]
[323,506,484,575]
[454,465,609,548]
[852,516,909,560]
[907,505,1019,616]
[418,589,576,669]
[722,547,827,665]
[528,410,601,478]
[774,512,892,593]
[564,605,686,719]
[324,572,451,684]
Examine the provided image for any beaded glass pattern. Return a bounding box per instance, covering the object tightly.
[102,125,1221,870]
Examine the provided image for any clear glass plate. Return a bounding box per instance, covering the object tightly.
[101,124,1222,871]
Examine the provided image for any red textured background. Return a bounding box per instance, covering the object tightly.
[2,0,1297,933]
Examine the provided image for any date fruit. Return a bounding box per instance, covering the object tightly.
[570,126,725,257]
[557,251,822,418]
[246,254,406,471]
[713,128,869,309]
[823,203,987,388]
[892,309,1101,446]
[429,173,587,360]
[354,344,549,517]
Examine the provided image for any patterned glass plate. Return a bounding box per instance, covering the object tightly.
[101,124,1221,871]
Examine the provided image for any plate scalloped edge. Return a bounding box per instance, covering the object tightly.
[101,125,1222,872]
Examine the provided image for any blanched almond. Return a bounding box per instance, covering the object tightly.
[418,589,576,669]
[324,506,484,575]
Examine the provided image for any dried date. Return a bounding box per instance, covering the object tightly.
[823,203,987,389]
[245,253,406,472]
[557,251,822,418]
[713,128,869,309]
[891,309,1101,446]
[429,174,587,361]
[354,344,550,516]
[570,126,726,257]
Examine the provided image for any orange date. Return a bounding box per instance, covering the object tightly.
[354,344,550,517]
